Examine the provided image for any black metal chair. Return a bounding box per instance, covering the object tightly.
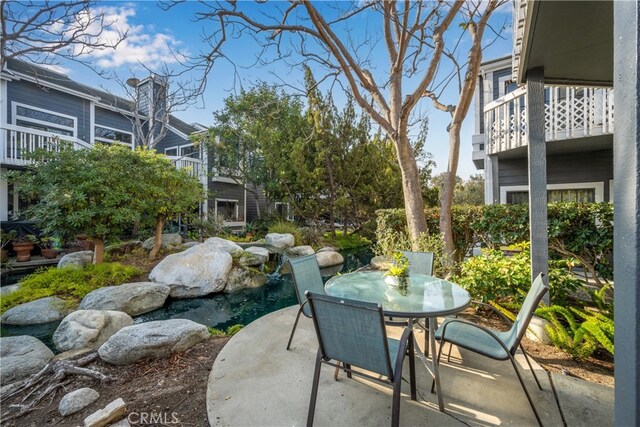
[305,291,417,427]
[286,254,325,350]
[434,273,549,426]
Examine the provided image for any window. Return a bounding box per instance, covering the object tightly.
[274,202,293,220]
[94,126,133,146]
[13,103,76,136]
[165,148,178,156]
[216,199,240,221]
[506,189,596,204]
[180,145,199,159]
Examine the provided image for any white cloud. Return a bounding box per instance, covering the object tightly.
[71,5,185,70]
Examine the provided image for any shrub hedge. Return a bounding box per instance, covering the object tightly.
[375,203,613,279]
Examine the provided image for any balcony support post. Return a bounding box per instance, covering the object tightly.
[525,67,549,304]
[484,154,499,205]
[614,0,640,424]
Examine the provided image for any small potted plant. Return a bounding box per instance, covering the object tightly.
[12,234,38,262]
[1,230,17,263]
[39,236,58,259]
[384,251,410,295]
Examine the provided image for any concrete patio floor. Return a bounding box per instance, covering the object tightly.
[207,306,613,426]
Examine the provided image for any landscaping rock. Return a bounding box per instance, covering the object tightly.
[0,283,20,296]
[265,233,295,250]
[149,244,233,298]
[203,237,243,256]
[315,251,344,268]
[182,241,201,249]
[371,255,393,270]
[1,296,69,325]
[59,387,100,416]
[52,348,93,362]
[317,246,338,253]
[79,282,170,316]
[83,397,126,427]
[104,240,142,256]
[0,336,54,384]
[98,319,209,366]
[224,267,269,293]
[526,315,553,345]
[142,233,182,251]
[58,251,94,269]
[287,245,315,257]
[240,247,269,266]
[53,310,133,352]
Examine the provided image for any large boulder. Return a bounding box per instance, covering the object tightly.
[287,245,315,257]
[1,296,69,325]
[79,282,170,316]
[265,233,295,250]
[142,233,182,251]
[240,247,270,266]
[317,246,338,253]
[59,387,100,416]
[58,251,94,269]
[371,255,393,270]
[224,267,269,293]
[0,336,54,384]
[98,319,209,366]
[316,251,345,268]
[203,237,243,256]
[149,244,233,298]
[53,310,133,352]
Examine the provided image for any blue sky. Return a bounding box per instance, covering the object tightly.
[47,1,513,179]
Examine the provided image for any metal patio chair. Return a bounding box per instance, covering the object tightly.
[286,254,325,350]
[401,250,434,276]
[305,291,417,427]
[400,250,435,353]
[434,273,549,426]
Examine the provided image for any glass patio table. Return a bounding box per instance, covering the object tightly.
[324,270,471,412]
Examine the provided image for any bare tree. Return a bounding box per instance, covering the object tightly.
[0,0,126,72]
[167,1,504,254]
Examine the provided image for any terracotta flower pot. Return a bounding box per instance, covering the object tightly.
[41,248,58,259]
[13,241,35,262]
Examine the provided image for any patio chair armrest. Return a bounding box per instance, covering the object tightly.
[394,327,414,378]
[470,300,514,325]
[439,318,512,356]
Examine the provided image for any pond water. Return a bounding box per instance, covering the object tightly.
[0,247,374,351]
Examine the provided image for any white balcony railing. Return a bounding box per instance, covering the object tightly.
[484,86,614,155]
[1,123,92,166]
[1,125,208,183]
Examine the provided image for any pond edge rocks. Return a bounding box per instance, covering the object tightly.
[0,335,54,384]
[79,282,170,316]
[53,310,134,352]
[1,296,69,325]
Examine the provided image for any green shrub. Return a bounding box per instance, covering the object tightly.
[1,262,142,313]
[268,220,302,245]
[323,230,371,250]
[226,324,244,336]
[300,225,324,247]
[208,327,227,337]
[454,243,580,305]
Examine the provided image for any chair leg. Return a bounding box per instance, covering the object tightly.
[408,333,417,400]
[521,345,543,390]
[423,318,429,357]
[345,363,352,379]
[307,350,323,427]
[286,305,305,350]
[392,363,403,427]
[446,342,454,363]
[507,352,543,427]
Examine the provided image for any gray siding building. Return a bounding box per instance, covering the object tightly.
[0,59,249,227]
[471,56,614,205]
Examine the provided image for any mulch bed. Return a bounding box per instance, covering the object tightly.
[1,337,229,426]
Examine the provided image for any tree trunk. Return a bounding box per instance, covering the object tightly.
[394,132,429,249]
[326,155,337,236]
[440,123,462,267]
[149,214,166,260]
[92,238,105,264]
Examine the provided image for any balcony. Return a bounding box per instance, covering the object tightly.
[484,86,614,155]
[1,125,208,184]
[1,124,92,166]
